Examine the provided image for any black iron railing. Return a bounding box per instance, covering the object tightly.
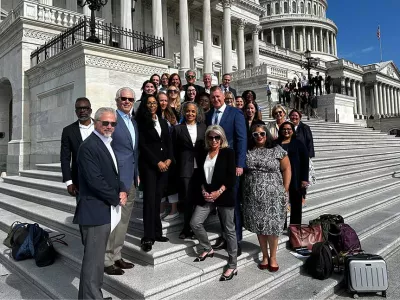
[31,18,165,65]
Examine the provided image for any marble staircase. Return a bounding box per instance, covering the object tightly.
[0,120,400,299]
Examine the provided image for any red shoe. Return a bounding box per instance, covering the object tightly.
[268,265,279,272]
[258,263,269,270]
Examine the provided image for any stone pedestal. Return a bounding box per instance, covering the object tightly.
[317,93,356,124]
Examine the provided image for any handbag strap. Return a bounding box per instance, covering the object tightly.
[50,234,68,247]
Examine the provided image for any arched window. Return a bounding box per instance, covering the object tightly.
[292,1,297,13]
[284,2,289,13]
[313,4,316,15]
[307,2,311,14]
[300,2,305,13]
[275,2,280,14]
[267,4,271,16]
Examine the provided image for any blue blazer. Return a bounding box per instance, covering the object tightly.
[206,106,247,168]
[73,133,124,226]
[112,113,139,189]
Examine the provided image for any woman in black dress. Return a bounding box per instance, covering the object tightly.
[243,101,265,149]
[135,95,174,252]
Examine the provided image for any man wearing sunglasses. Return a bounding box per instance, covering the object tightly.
[104,87,139,275]
[183,69,205,96]
[61,97,94,198]
[73,107,128,300]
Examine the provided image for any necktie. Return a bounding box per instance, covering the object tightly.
[213,110,220,125]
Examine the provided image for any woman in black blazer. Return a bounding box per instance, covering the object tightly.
[243,101,265,149]
[289,109,315,158]
[135,94,174,252]
[172,102,206,239]
[190,125,238,282]
[277,121,309,225]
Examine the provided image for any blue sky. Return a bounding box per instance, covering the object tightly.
[327,0,399,67]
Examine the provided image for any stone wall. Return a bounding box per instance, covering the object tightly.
[367,117,400,134]
[317,93,355,124]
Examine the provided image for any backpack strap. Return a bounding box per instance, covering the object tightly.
[9,223,29,246]
[50,234,68,247]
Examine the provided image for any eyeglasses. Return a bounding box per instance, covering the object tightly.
[147,102,158,107]
[168,90,178,94]
[187,75,196,79]
[281,128,293,132]
[120,97,134,102]
[275,111,284,115]
[252,131,267,138]
[187,89,196,93]
[98,121,117,127]
[207,135,221,141]
[75,106,91,111]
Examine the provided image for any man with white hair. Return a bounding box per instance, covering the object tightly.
[73,107,128,300]
[104,87,139,276]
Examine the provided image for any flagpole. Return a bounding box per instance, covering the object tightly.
[378,25,383,62]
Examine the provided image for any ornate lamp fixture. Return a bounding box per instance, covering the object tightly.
[301,49,320,80]
[79,0,108,43]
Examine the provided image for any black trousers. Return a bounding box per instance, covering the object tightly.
[289,187,303,225]
[316,84,323,96]
[180,170,200,233]
[140,165,168,241]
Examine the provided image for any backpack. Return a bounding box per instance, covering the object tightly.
[309,214,344,242]
[34,233,67,267]
[305,241,338,280]
[11,223,49,261]
[329,223,361,254]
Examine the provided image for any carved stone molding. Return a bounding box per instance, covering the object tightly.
[85,55,168,76]
[252,25,262,34]
[23,29,56,42]
[237,18,246,29]
[222,0,235,9]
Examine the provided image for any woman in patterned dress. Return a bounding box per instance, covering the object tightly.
[242,124,291,272]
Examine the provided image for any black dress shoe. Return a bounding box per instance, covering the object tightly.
[155,236,169,242]
[103,297,112,300]
[115,258,134,269]
[237,243,242,257]
[213,237,227,250]
[104,265,124,275]
[141,240,153,252]
[219,269,238,281]
[193,249,214,262]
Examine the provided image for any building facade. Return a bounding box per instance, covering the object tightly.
[0,0,399,174]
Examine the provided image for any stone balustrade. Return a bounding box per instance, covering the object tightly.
[326,59,364,72]
[0,0,104,36]
[231,63,288,81]
[260,13,337,29]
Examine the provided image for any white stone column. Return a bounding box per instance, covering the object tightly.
[66,0,77,12]
[152,0,163,38]
[222,0,233,73]
[356,81,362,116]
[237,19,246,71]
[121,0,132,29]
[161,0,169,58]
[390,86,395,116]
[253,25,261,67]
[386,85,391,115]
[40,0,53,5]
[319,28,323,52]
[329,32,334,55]
[361,83,367,115]
[261,30,264,41]
[396,88,400,115]
[203,0,213,73]
[179,0,190,75]
[271,28,275,45]
[378,83,383,115]
[307,31,311,51]
[351,80,357,114]
[102,1,112,24]
[281,27,285,48]
[333,34,337,56]
[292,26,296,50]
[382,84,387,115]
[311,27,315,50]
[373,82,379,115]
[325,30,329,54]
[302,26,306,51]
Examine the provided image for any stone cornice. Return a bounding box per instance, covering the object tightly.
[235,0,266,15]
[260,15,338,33]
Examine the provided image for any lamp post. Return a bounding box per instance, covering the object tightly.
[79,0,108,43]
[300,50,320,120]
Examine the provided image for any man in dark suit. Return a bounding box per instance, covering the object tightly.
[219,73,237,98]
[182,69,205,95]
[73,107,128,300]
[104,87,139,275]
[206,86,247,255]
[60,97,93,197]
[315,72,323,96]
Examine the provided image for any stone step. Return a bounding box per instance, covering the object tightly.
[19,170,62,182]
[314,144,400,152]
[313,140,400,147]
[313,149,400,162]
[35,163,61,172]
[167,192,400,300]
[2,176,68,196]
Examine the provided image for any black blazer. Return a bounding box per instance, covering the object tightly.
[183,84,205,95]
[196,148,236,207]
[219,85,237,98]
[138,118,174,170]
[60,120,83,186]
[73,133,123,226]
[295,122,315,158]
[279,138,309,191]
[172,123,207,178]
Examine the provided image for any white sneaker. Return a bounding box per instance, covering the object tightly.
[163,212,179,221]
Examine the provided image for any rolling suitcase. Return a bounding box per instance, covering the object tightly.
[344,253,388,298]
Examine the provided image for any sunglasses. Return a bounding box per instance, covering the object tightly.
[275,111,284,115]
[168,90,178,94]
[120,97,134,102]
[187,75,196,79]
[75,106,91,111]
[99,121,117,127]
[207,135,221,141]
[252,131,267,138]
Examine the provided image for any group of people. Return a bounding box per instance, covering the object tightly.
[61,70,315,299]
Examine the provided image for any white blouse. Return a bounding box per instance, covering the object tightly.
[204,153,218,184]
[154,115,162,137]
[187,124,198,168]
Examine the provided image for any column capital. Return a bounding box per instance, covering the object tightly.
[222,0,235,8]
[252,24,262,34]
[237,18,247,29]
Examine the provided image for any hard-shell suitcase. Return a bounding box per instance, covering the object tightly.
[345,253,388,298]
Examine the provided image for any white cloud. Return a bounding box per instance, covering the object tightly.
[361,46,375,53]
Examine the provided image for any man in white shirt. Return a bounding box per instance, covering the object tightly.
[60,97,94,198]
